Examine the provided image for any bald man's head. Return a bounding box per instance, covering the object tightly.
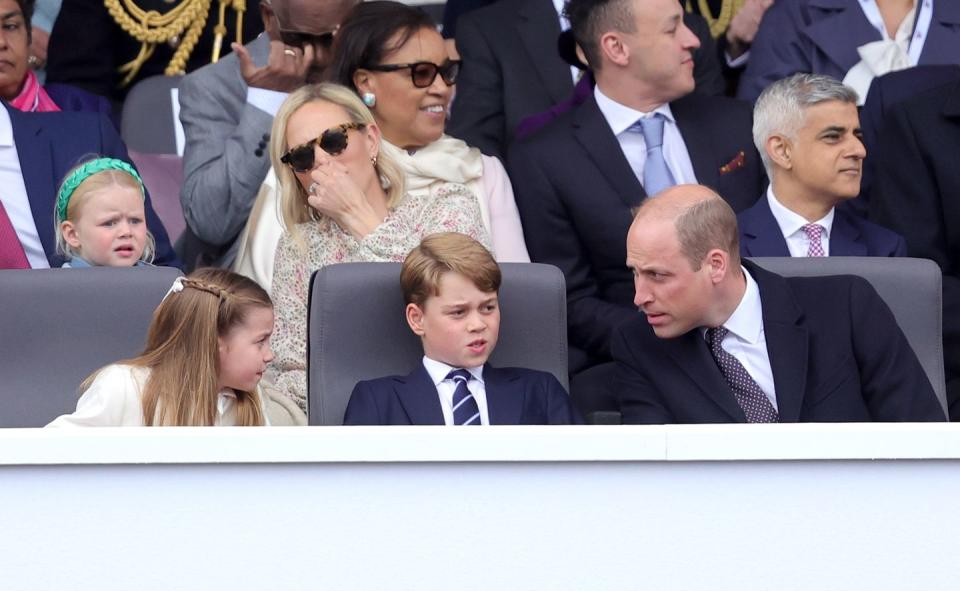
[631,185,741,270]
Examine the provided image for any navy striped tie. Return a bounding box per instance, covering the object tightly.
[447,369,481,426]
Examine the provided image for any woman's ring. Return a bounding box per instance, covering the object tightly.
[284,48,297,57]
[308,182,320,195]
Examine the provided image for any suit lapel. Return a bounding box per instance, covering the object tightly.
[739,197,790,257]
[805,0,879,73]
[919,1,960,65]
[395,365,445,425]
[746,261,809,422]
[515,0,573,105]
[671,96,720,190]
[483,365,523,425]
[829,209,867,256]
[662,332,746,421]
[573,96,646,209]
[9,107,57,265]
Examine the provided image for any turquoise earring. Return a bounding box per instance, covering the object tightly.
[362,92,377,108]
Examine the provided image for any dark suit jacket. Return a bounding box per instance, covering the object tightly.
[7,106,178,267]
[46,0,263,103]
[613,261,944,424]
[738,195,907,257]
[343,364,582,425]
[871,78,960,420]
[508,92,765,360]
[449,0,725,161]
[738,0,960,102]
[856,65,960,216]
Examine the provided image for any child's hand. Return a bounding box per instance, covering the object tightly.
[305,160,385,238]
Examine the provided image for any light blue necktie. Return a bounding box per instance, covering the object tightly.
[447,369,481,426]
[631,114,676,197]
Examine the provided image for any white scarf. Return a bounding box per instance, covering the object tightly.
[843,0,932,105]
[380,135,491,233]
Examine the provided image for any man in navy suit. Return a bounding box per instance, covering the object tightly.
[738,74,906,258]
[613,184,942,424]
[344,233,581,426]
[0,103,177,268]
[508,0,764,415]
[871,78,960,420]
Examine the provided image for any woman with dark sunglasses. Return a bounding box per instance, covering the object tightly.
[254,83,491,412]
[327,0,530,263]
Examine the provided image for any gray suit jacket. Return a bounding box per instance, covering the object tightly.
[178,35,275,255]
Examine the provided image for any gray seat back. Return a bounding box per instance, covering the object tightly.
[0,267,181,427]
[308,262,568,425]
[750,257,947,416]
[121,75,183,154]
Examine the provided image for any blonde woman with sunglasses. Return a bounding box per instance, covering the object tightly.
[258,82,491,413]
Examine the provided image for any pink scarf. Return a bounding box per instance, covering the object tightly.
[10,70,60,113]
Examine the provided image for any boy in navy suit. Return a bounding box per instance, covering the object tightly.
[343,233,582,426]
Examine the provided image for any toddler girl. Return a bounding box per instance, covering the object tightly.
[55,157,155,267]
[48,269,275,426]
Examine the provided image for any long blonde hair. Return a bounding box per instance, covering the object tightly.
[80,269,271,426]
[270,83,405,248]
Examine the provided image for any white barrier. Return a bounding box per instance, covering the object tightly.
[1,424,958,590]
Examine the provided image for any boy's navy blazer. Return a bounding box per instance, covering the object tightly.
[7,105,178,267]
[738,195,907,257]
[344,364,582,425]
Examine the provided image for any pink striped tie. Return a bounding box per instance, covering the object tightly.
[0,199,30,269]
[803,223,825,257]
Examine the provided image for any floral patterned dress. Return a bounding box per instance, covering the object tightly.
[265,182,493,412]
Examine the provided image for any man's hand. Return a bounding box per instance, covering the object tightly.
[232,40,315,92]
[30,27,49,68]
[725,0,774,60]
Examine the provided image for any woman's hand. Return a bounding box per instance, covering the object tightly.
[305,160,386,239]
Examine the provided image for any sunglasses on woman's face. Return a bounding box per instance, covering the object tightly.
[364,60,462,89]
[280,122,365,173]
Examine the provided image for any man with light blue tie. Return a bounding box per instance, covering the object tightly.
[508,0,765,416]
[738,73,907,258]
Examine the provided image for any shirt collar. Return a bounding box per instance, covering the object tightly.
[709,266,764,344]
[422,356,485,386]
[593,85,675,136]
[0,102,14,147]
[766,185,835,239]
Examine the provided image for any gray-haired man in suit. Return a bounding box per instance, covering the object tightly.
[177,0,358,268]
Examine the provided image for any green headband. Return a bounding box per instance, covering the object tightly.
[56,158,145,223]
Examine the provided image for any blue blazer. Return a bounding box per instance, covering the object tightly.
[343,364,582,425]
[612,261,944,424]
[738,195,907,257]
[7,105,178,267]
[738,0,960,101]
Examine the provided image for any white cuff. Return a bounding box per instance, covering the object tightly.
[247,87,290,117]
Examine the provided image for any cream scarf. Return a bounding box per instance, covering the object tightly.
[380,135,491,234]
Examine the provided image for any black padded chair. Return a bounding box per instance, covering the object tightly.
[0,267,181,427]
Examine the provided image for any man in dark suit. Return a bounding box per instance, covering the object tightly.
[508,0,764,415]
[614,185,943,424]
[343,232,581,426]
[448,0,725,161]
[871,78,960,420]
[0,103,177,268]
[738,73,906,258]
[46,0,264,105]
